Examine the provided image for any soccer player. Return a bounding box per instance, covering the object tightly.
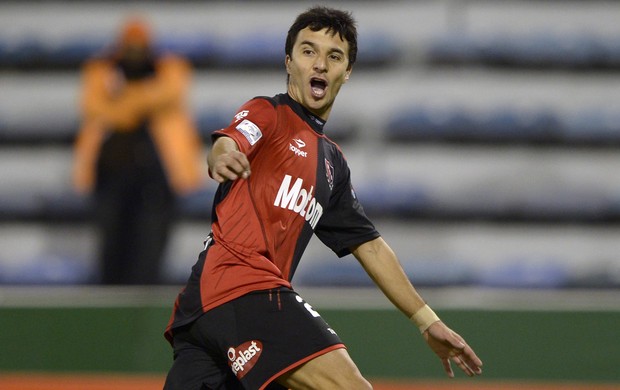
[164,6,483,389]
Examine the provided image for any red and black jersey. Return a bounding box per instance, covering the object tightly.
[165,93,379,342]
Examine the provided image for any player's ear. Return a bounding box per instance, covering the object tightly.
[344,68,351,82]
[285,55,291,74]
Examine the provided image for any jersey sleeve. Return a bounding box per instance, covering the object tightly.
[314,158,380,257]
[212,97,276,158]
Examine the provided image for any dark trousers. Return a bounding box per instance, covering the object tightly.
[94,128,175,285]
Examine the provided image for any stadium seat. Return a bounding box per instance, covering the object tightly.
[385,105,561,144]
[295,260,375,287]
[561,108,620,144]
[426,30,620,70]
[475,258,570,288]
[46,36,108,68]
[195,109,233,138]
[474,106,561,143]
[426,32,480,65]
[355,183,432,218]
[356,31,401,67]
[157,33,222,67]
[177,186,216,220]
[385,106,449,141]
[0,253,93,284]
[401,258,475,286]
[297,256,474,287]
[216,33,283,68]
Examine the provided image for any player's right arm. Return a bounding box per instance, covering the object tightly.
[207,136,251,183]
[208,96,278,183]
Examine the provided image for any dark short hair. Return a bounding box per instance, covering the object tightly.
[285,6,358,68]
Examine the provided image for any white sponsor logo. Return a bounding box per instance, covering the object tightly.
[289,144,307,157]
[235,119,262,146]
[273,175,324,229]
[289,138,308,158]
[227,340,262,378]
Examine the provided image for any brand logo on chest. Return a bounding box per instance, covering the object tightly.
[289,137,308,158]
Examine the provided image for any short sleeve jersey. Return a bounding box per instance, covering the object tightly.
[165,93,379,340]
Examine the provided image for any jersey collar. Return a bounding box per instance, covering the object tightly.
[284,93,325,134]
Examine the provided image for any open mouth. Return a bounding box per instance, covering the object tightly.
[310,77,327,98]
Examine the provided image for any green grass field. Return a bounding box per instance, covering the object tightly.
[0,286,618,389]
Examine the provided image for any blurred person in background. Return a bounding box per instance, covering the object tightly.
[72,17,204,285]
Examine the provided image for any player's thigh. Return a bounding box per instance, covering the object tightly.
[275,347,372,390]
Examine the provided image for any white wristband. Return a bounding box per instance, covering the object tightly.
[410,304,440,333]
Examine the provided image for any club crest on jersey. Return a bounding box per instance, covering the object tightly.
[235,119,262,146]
[325,159,334,191]
[228,340,262,379]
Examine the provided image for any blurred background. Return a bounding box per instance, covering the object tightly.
[0,0,619,388]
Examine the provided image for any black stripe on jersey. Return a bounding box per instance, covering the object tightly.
[211,180,232,225]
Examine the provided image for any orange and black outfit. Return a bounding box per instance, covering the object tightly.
[72,19,204,284]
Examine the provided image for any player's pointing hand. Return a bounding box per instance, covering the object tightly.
[210,150,251,183]
[208,137,251,183]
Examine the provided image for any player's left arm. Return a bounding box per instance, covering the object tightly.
[350,237,483,378]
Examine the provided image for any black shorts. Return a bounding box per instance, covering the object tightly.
[164,287,345,390]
